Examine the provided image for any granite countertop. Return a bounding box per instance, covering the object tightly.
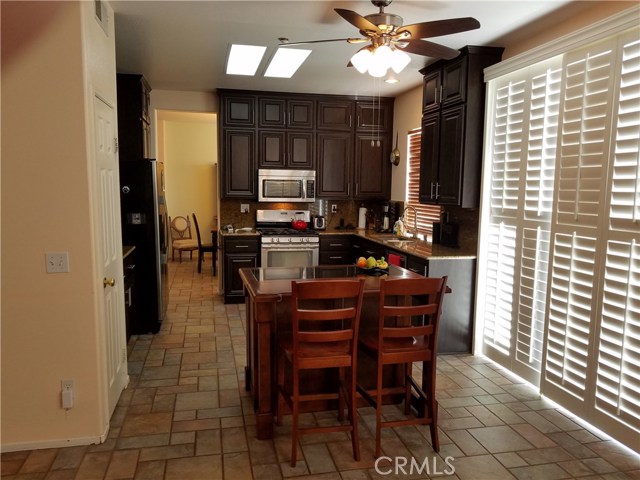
[320,228,477,260]
[218,227,475,260]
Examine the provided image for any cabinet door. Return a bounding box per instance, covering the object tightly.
[422,70,441,113]
[223,95,255,127]
[429,258,476,354]
[355,101,392,131]
[258,131,285,168]
[223,130,256,198]
[288,132,314,169]
[418,113,440,204]
[317,100,354,131]
[441,57,467,108]
[317,132,352,198]
[258,97,285,128]
[354,134,391,199]
[224,254,257,301]
[288,99,315,129]
[437,105,465,205]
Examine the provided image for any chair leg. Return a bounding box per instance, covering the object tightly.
[276,353,285,427]
[197,250,202,273]
[172,249,175,262]
[424,364,440,452]
[179,251,183,264]
[404,363,412,415]
[291,366,299,467]
[375,361,384,458]
[337,367,345,422]
[349,364,360,462]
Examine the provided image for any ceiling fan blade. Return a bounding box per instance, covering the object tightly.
[334,8,380,34]
[279,38,367,47]
[397,17,480,39]
[401,40,460,60]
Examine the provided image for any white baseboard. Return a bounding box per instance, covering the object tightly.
[1,424,109,453]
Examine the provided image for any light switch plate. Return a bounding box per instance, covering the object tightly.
[46,252,70,273]
[241,204,250,213]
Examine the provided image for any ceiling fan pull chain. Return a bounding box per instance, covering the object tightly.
[377,78,381,147]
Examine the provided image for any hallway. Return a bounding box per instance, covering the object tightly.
[1,258,638,479]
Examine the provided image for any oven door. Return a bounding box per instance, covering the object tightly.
[261,244,319,269]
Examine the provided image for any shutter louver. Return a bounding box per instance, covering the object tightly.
[545,232,598,401]
[483,222,517,355]
[595,239,640,429]
[610,38,640,230]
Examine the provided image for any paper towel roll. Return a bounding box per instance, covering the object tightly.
[358,207,367,229]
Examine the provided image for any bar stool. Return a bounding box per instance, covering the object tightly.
[356,276,448,458]
[276,278,366,467]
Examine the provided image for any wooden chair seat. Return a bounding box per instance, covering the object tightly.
[169,215,198,263]
[276,278,365,467]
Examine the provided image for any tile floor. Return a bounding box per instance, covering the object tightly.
[2,258,639,479]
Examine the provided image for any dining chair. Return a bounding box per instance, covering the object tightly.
[276,278,366,467]
[356,276,448,458]
[169,215,198,263]
[191,213,217,275]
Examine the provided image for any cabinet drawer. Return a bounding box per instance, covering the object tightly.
[319,252,352,265]
[224,237,259,252]
[320,236,352,251]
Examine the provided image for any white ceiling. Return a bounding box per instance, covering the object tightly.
[111,0,586,97]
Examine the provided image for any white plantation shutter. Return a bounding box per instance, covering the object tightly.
[481,59,561,383]
[595,240,640,429]
[483,222,517,357]
[478,21,640,450]
[544,233,599,403]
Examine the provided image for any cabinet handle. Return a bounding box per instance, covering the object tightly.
[435,183,440,199]
[235,245,249,248]
[329,243,343,247]
[430,182,435,199]
[349,115,352,128]
[329,256,343,259]
[439,85,443,103]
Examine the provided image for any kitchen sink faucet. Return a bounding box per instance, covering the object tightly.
[401,206,418,238]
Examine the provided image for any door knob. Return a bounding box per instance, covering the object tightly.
[103,277,116,288]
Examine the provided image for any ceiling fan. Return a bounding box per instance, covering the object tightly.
[279,0,480,75]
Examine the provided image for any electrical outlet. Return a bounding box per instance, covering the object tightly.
[240,204,250,213]
[331,204,338,213]
[61,379,74,409]
[46,252,70,273]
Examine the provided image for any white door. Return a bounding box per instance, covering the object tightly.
[94,95,128,416]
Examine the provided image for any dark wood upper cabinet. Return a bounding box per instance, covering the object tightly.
[223,129,256,198]
[316,132,352,198]
[258,130,314,169]
[354,134,391,199]
[419,46,503,208]
[222,95,255,127]
[317,100,354,131]
[116,73,151,161]
[258,97,315,129]
[355,101,392,132]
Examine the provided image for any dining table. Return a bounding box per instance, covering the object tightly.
[239,264,434,440]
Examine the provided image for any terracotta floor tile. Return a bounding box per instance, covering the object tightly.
[5,261,638,480]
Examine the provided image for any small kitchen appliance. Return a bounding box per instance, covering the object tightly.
[313,216,326,230]
[256,209,319,269]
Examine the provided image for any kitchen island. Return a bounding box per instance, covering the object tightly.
[239,264,428,440]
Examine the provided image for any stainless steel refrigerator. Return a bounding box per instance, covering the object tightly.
[119,159,168,334]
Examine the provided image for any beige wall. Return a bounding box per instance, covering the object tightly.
[390,86,422,203]
[161,116,218,233]
[1,0,118,449]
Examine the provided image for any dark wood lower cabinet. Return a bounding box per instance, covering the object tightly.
[429,258,476,354]
[223,236,260,303]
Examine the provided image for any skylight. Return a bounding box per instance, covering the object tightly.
[226,44,267,76]
[264,48,312,78]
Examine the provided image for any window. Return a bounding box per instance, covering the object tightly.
[406,128,442,239]
[478,22,640,450]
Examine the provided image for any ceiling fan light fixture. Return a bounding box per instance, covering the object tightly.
[351,47,373,74]
[390,48,411,73]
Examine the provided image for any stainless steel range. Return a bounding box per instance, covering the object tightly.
[256,210,319,269]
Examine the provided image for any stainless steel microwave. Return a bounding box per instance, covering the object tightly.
[258,169,316,203]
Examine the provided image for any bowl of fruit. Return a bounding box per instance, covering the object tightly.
[356,256,389,275]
